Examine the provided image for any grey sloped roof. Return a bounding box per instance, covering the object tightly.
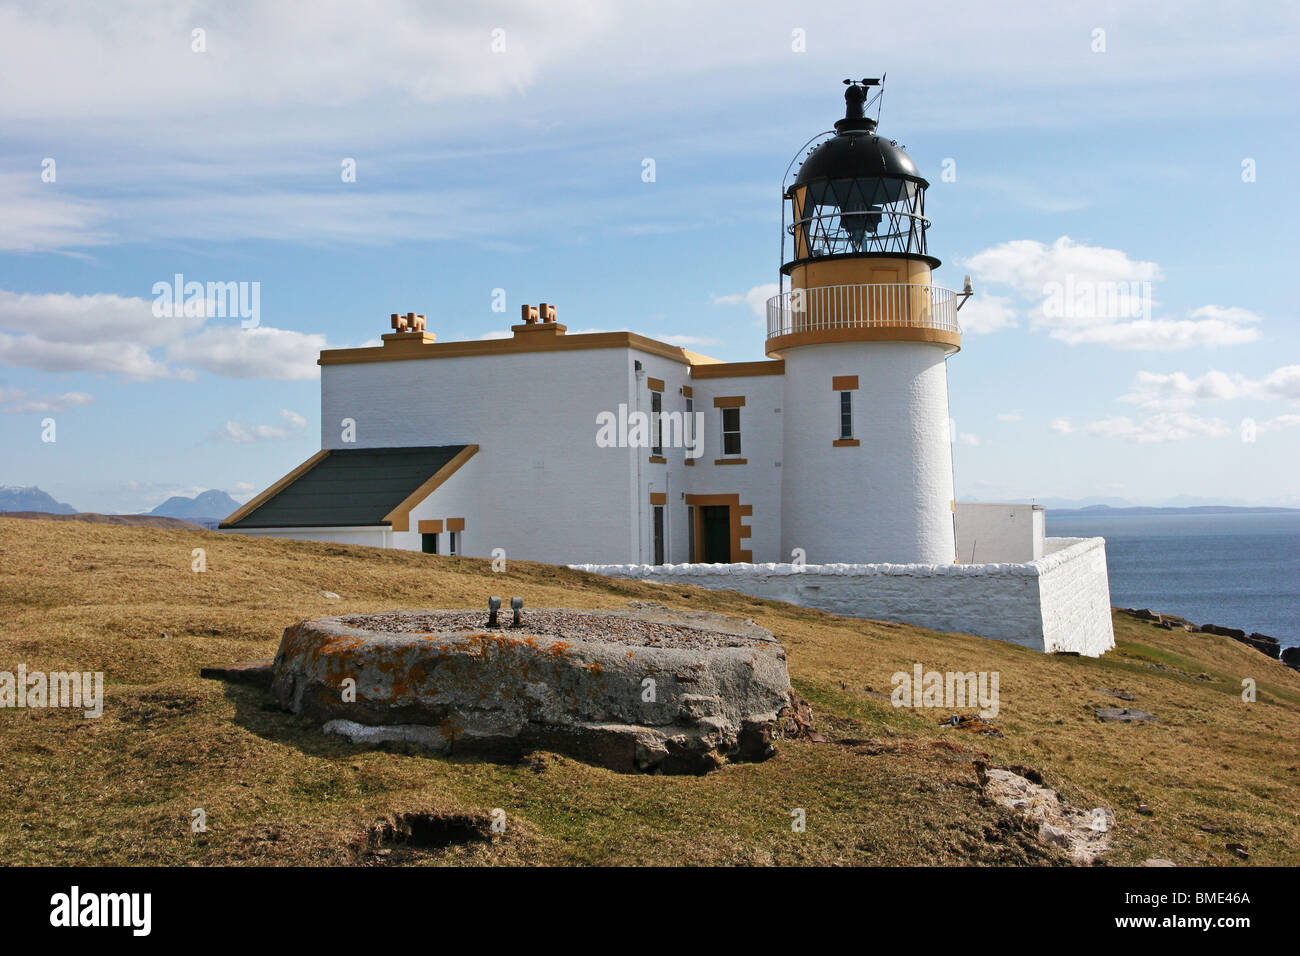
[225,445,469,528]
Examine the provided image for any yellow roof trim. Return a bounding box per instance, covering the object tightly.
[383,444,480,533]
[691,360,785,379]
[320,331,722,368]
[219,450,331,528]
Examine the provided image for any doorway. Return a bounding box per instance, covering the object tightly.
[700,505,731,563]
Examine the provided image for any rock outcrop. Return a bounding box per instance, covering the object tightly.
[1120,608,1296,671]
[271,607,799,774]
[978,765,1112,865]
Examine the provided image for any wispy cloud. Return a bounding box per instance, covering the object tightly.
[0,389,95,414]
[0,174,109,252]
[1084,413,1232,443]
[713,284,778,321]
[214,408,307,443]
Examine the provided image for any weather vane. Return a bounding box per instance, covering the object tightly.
[842,75,885,122]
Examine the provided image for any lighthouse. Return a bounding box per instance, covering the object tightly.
[769,79,962,565]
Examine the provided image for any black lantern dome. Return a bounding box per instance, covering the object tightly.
[782,79,937,273]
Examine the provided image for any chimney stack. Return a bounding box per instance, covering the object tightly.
[389,312,427,334]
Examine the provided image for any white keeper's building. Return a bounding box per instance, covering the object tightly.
[222,82,1116,656]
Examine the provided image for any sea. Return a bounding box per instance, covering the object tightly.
[1045,511,1300,649]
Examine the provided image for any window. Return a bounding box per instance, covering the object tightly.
[721,407,741,456]
[681,397,695,459]
[651,390,663,456]
[653,506,665,565]
[448,531,459,556]
[840,391,853,439]
[421,533,439,554]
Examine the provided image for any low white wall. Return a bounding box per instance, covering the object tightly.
[572,536,1115,657]
[1035,537,1115,656]
[223,526,391,548]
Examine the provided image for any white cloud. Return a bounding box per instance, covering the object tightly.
[215,408,308,443]
[965,236,1163,305]
[1084,413,1232,443]
[1,4,1296,254]
[713,284,779,321]
[1257,413,1300,434]
[963,237,1261,351]
[955,293,1017,335]
[956,432,980,446]
[1122,364,1300,410]
[1054,318,1259,350]
[1,2,1291,132]
[1050,417,1074,434]
[0,334,179,380]
[2,390,95,414]
[166,326,328,381]
[0,288,344,381]
[0,174,109,252]
[997,410,1023,422]
[1189,305,1263,326]
[0,288,199,379]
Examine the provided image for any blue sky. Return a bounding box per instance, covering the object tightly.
[1,0,1297,512]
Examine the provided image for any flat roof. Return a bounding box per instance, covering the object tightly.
[319,324,722,368]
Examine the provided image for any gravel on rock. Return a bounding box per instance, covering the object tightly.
[333,609,770,650]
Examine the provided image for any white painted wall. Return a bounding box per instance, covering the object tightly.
[320,347,642,564]
[390,452,482,554]
[631,353,693,565]
[1036,537,1115,656]
[225,526,391,548]
[954,502,1045,564]
[780,342,956,565]
[572,536,1116,656]
[686,373,785,563]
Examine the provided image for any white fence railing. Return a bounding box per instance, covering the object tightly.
[766,283,960,340]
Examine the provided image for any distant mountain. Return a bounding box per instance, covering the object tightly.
[962,496,1137,510]
[0,485,77,514]
[962,495,1293,512]
[1158,494,1252,508]
[149,489,241,523]
[1048,504,1300,517]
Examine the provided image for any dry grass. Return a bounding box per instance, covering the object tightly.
[2,517,1297,866]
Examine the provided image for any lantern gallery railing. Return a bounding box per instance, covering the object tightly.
[765,283,961,340]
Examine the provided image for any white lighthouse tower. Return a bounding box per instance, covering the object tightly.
[770,79,963,565]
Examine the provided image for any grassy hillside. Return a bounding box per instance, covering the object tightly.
[2,517,1297,866]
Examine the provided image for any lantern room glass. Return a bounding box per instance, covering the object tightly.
[788,175,929,260]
